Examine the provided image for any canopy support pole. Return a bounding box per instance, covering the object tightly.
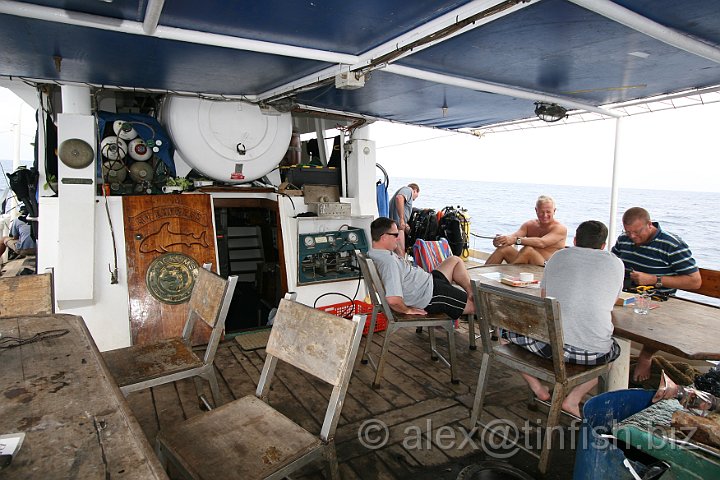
[608,116,624,250]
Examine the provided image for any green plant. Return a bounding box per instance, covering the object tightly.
[165,176,192,190]
[43,174,57,191]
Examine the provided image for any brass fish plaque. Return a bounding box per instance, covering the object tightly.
[146,253,200,304]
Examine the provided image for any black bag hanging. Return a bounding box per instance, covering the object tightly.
[437,206,469,257]
[407,208,438,252]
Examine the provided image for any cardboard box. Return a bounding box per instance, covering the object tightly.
[615,292,637,306]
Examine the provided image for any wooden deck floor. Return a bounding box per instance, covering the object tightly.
[126,322,579,480]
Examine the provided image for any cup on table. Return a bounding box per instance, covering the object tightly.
[519,272,534,283]
[633,292,650,315]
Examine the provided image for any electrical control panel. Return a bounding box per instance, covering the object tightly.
[297,228,368,285]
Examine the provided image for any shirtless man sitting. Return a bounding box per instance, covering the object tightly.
[485,195,567,266]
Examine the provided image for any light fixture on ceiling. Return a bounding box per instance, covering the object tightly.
[534,102,567,123]
[335,69,365,90]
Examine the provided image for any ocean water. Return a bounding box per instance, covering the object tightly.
[388,177,720,270]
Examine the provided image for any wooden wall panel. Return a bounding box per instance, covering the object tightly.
[123,194,217,345]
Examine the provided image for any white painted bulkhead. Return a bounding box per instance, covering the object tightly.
[38,113,379,351]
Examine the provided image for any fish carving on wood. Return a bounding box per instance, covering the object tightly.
[139,222,210,253]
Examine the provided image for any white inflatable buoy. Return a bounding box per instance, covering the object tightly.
[100,136,128,161]
[113,120,138,140]
[161,96,291,183]
[128,137,152,161]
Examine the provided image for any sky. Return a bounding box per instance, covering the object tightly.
[0,87,37,173]
[2,86,720,193]
[370,100,720,193]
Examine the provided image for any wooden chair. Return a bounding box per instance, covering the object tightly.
[469,281,614,474]
[687,268,720,301]
[102,268,237,407]
[155,298,366,480]
[0,271,54,317]
[412,238,478,350]
[355,250,458,387]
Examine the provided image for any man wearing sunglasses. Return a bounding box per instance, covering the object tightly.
[367,217,474,318]
[612,206,701,383]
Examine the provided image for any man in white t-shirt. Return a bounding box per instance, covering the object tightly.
[502,220,624,417]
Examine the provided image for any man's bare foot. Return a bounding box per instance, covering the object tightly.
[633,351,654,382]
[521,373,551,401]
[561,399,581,418]
[531,385,551,402]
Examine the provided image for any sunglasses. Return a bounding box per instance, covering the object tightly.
[384,232,399,237]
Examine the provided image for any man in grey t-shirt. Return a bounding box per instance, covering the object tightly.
[367,217,474,319]
[388,183,419,256]
[503,220,624,417]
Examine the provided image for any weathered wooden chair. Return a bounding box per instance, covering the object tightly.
[469,281,614,474]
[155,298,365,480]
[356,250,458,387]
[102,268,237,407]
[0,271,54,317]
[685,267,720,302]
[412,238,478,350]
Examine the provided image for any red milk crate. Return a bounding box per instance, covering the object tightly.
[318,300,388,335]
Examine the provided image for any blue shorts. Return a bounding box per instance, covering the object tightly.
[424,270,468,320]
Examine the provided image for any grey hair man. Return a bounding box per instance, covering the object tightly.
[485,195,567,266]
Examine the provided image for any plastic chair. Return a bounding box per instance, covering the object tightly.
[155,298,366,480]
[102,268,237,407]
[469,281,614,474]
[355,250,458,387]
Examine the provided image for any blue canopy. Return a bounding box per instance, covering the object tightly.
[0,0,719,130]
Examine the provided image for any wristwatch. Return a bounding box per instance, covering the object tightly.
[655,276,663,289]
[515,237,523,246]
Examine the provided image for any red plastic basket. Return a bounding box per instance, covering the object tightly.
[318,300,388,335]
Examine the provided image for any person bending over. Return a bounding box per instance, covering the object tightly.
[388,183,419,257]
[611,206,701,383]
[501,220,624,417]
[485,195,567,266]
[367,217,474,319]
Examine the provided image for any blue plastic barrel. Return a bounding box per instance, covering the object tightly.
[572,389,655,480]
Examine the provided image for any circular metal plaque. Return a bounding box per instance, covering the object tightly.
[58,138,94,168]
[146,253,200,304]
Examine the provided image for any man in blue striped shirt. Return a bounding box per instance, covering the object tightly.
[611,207,701,382]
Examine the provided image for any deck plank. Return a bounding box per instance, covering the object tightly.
[122,324,577,480]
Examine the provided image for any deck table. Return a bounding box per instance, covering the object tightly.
[0,314,167,479]
[468,264,720,390]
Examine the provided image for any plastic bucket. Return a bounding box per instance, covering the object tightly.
[572,389,655,480]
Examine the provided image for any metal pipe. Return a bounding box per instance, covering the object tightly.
[257,0,533,102]
[607,116,623,250]
[385,64,623,118]
[142,0,165,35]
[60,85,91,115]
[569,0,720,64]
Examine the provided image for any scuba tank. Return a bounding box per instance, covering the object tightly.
[437,206,470,258]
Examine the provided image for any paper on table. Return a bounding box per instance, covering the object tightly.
[480,272,502,281]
